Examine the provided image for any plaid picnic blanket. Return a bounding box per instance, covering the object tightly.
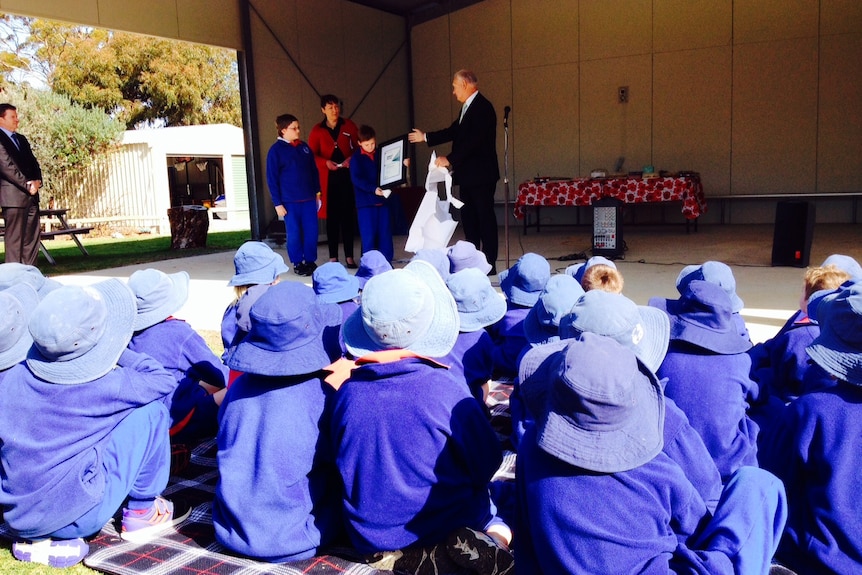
[1,382,516,575]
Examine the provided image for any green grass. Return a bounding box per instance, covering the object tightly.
[0,230,248,573]
[1,230,253,277]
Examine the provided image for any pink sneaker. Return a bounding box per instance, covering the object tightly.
[121,496,191,543]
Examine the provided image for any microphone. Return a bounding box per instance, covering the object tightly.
[503,106,511,127]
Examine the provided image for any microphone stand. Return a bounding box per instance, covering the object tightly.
[503,106,511,270]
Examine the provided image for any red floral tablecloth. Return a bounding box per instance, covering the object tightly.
[514,175,707,220]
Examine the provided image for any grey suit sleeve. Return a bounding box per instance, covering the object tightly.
[0,142,30,192]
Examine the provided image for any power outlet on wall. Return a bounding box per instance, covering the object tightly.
[618,86,628,103]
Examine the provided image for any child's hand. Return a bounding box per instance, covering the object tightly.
[326,160,340,171]
[375,188,384,197]
[275,205,287,217]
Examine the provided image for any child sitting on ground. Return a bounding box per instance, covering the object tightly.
[214,281,344,563]
[761,280,862,574]
[0,279,188,568]
[328,260,514,574]
[221,241,288,359]
[490,252,550,379]
[749,264,850,404]
[0,284,39,382]
[516,333,786,575]
[443,267,506,404]
[349,124,394,262]
[355,249,392,290]
[568,256,623,293]
[650,280,759,481]
[128,268,229,444]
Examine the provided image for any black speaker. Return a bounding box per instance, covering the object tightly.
[771,201,815,267]
[592,197,624,258]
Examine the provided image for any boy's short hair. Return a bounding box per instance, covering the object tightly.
[581,264,624,294]
[358,125,376,142]
[320,94,340,108]
[804,265,850,301]
[275,114,298,136]
[0,103,17,117]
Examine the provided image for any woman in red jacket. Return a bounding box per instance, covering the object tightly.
[308,95,359,268]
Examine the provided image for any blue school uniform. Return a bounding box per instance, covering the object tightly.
[213,373,342,562]
[350,148,393,262]
[266,138,320,266]
[441,329,495,404]
[0,351,176,539]
[129,318,229,442]
[489,303,531,379]
[657,341,760,480]
[516,426,784,575]
[220,284,271,359]
[761,382,862,574]
[331,357,502,553]
[748,315,835,403]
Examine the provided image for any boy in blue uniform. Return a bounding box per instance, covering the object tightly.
[266,114,320,276]
[329,260,514,573]
[349,125,394,262]
[650,280,760,481]
[127,268,229,443]
[516,334,786,575]
[762,280,862,574]
[443,267,506,404]
[0,280,188,568]
[214,281,344,562]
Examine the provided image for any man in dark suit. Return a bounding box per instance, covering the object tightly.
[409,70,500,275]
[0,103,42,265]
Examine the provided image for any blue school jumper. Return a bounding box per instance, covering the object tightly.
[761,382,862,574]
[0,351,176,538]
[331,357,502,553]
[657,341,760,481]
[442,329,496,404]
[489,303,531,379]
[350,148,393,262]
[129,318,229,442]
[220,284,272,359]
[516,426,785,575]
[748,315,835,403]
[266,138,320,266]
[213,373,342,562]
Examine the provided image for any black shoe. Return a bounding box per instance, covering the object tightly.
[305,261,317,274]
[488,266,498,276]
[346,259,358,269]
[293,262,308,276]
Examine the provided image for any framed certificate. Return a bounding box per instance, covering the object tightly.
[378,135,408,189]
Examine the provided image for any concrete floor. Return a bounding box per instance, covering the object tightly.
[54,222,862,345]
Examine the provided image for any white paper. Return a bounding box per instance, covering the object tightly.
[404,152,463,253]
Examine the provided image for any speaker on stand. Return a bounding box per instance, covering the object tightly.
[771,200,815,267]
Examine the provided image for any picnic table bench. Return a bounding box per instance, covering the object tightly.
[0,208,93,265]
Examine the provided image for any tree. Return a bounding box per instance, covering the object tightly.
[0,15,241,129]
[2,84,124,202]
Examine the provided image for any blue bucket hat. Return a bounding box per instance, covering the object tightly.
[524,275,585,346]
[342,259,459,358]
[500,253,550,307]
[0,284,39,371]
[676,261,744,313]
[0,262,62,298]
[356,250,393,289]
[447,240,492,275]
[566,256,617,284]
[821,254,862,282]
[446,268,506,332]
[226,281,341,376]
[228,241,289,287]
[806,280,862,385]
[313,262,360,304]
[561,290,670,373]
[520,333,665,473]
[27,279,137,385]
[411,248,451,281]
[651,280,751,354]
[128,269,190,331]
